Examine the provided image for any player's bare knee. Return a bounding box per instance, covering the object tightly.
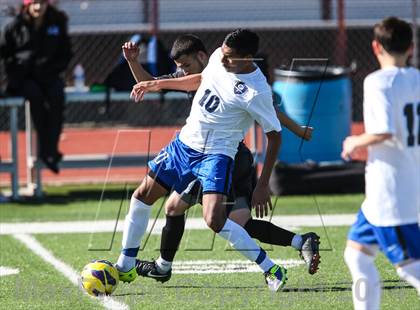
[133,176,167,205]
[204,214,224,232]
[165,203,177,216]
[164,192,190,216]
[165,202,187,216]
[203,205,226,232]
[132,183,150,203]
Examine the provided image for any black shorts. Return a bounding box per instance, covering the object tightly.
[180,142,256,214]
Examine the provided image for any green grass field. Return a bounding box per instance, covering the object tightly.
[0,184,364,221]
[0,185,417,309]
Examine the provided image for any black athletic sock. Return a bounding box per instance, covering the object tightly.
[244,219,295,247]
[160,214,185,262]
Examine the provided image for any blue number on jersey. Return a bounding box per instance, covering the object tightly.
[403,102,420,146]
[198,89,220,113]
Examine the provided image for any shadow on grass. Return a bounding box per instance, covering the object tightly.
[113,280,413,295]
[114,292,146,297]
[6,186,134,206]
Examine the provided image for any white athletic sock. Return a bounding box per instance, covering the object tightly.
[344,246,381,310]
[291,234,303,250]
[116,196,151,272]
[396,260,420,295]
[218,219,275,272]
[156,256,172,273]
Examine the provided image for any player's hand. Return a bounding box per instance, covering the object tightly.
[300,126,314,141]
[130,80,161,102]
[122,41,139,62]
[341,135,360,161]
[251,183,272,218]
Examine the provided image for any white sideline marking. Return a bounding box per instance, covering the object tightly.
[0,266,20,277]
[0,214,356,235]
[172,259,304,274]
[13,234,129,310]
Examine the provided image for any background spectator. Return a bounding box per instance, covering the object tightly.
[0,0,72,173]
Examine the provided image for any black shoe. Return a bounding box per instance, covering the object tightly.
[42,156,60,174]
[136,259,172,283]
[54,152,63,163]
[299,232,321,275]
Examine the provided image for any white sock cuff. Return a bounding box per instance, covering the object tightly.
[156,256,173,273]
[396,260,420,273]
[396,260,420,293]
[128,196,151,217]
[344,246,376,265]
[131,196,151,209]
[157,256,172,265]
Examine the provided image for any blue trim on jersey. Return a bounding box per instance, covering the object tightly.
[148,136,233,195]
[348,210,420,264]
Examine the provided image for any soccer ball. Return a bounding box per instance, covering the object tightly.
[80,260,119,296]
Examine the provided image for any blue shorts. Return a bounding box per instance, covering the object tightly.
[348,210,420,264]
[148,137,233,195]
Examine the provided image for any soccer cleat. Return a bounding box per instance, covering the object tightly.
[136,259,172,283]
[264,264,287,292]
[299,232,321,275]
[117,266,138,283]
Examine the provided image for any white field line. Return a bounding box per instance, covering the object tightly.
[12,234,129,310]
[0,214,356,235]
[0,266,20,277]
[172,259,304,274]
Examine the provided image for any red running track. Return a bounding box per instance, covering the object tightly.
[0,127,181,186]
[0,124,365,186]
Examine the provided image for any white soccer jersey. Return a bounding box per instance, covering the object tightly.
[361,66,420,226]
[179,48,281,159]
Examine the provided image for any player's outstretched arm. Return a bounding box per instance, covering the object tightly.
[251,130,281,218]
[276,109,313,141]
[122,41,154,83]
[341,133,392,160]
[131,74,202,102]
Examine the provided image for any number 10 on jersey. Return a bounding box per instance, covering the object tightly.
[199,89,220,113]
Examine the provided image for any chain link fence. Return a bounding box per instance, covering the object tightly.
[1,0,419,130]
[0,0,418,190]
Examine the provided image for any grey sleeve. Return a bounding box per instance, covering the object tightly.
[156,70,185,80]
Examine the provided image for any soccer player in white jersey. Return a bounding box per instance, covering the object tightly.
[117,29,287,291]
[122,35,320,282]
[341,17,420,309]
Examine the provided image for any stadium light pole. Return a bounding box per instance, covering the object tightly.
[151,0,159,36]
[412,0,418,68]
[336,0,347,66]
[321,0,332,20]
[142,0,149,24]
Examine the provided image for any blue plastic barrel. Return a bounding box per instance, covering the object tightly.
[273,66,351,163]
